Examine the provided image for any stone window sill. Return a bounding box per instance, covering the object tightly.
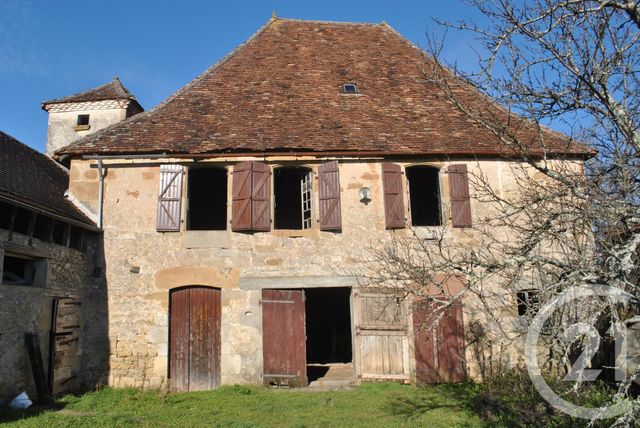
[411,225,447,240]
[74,125,90,132]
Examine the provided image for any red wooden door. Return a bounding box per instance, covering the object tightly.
[262,289,307,386]
[170,287,221,392]
[413,299,465,384]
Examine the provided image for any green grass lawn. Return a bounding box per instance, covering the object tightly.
[0,383,485,427]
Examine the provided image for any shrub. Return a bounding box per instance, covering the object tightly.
[473,365,618,427]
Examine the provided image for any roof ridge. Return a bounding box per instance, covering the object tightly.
[273,17,381,27]
[42,77,137,107]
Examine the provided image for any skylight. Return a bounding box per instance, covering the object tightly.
[342,83,358,94]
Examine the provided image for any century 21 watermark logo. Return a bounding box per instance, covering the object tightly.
[525,285,638,420]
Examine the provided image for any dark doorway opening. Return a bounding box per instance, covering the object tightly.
[274,167,312,230]
[406,166,441,226]
[304,287,353,383]
[187,168,228,230]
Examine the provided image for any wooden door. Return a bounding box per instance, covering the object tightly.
[49,297,82,395]
[413,299,465,384]
[169,287,221,392]
[262,289,307,387]
[354,291,410,381]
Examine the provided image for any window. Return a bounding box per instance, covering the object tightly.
[2,254,46,287]
[406,166,441,226]
[187,167,228,230]
[77,114,90,126]
[274,167,312,230]
[0,200,14,230]
[517,289,540,316]
[342,83,358,94]
[52,221,67,245]
[33,214,53,242]
[12,207,33,235]
[69,226,85,251]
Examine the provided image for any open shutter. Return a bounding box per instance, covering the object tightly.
[232,161,271,232]
[156,164,183,231]
[251,161,271,231]
[382,162,405,229]
[318,161,342,230]
[448,164,472,228]
[232,161,252,231]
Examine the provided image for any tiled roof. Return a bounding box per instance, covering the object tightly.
[56,18,592,158]
[0,131,94,226]
[42,77,141,109]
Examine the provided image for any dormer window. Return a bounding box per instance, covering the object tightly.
[342,83,358,94]
[75,114,90,131]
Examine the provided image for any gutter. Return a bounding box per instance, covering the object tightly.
[97,157,104,229]
[79,150,593,161]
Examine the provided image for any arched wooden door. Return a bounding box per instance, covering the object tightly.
[169,286,221,392]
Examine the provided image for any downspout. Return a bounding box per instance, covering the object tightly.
[97,157,104,229]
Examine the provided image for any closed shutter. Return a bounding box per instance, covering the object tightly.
[318,161,342,230]
[448,164,472,228]
[232,161,271,232]
[251,161,271,231]
[157,164,184,231]
[382,162,405,229]
[232,161,252,231]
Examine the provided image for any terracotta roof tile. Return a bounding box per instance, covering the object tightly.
[43,77,140,109]
[0,131,94,226]
[56,19,592,158]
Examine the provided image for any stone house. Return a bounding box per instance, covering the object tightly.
[0,131,101,402]
[51,18,591,391]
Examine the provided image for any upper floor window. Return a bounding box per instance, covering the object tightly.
[77,114,89,126]
[156,161,341,233]
[187,167,227,230]
[383,162,472,230]
[75,114,90,131]
[274,166,312,230]
[406,166,441,226]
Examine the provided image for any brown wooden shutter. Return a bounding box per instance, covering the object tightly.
[156,164,183,231]
[318,161,342,230]
[232,161,271,232]
[232,161,252,231]
[382,162,405,229]
[251,161,271,231]
[448,164,472,228]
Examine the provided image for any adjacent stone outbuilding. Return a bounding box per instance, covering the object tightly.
[0,131,102,403]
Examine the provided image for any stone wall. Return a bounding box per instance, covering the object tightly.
[0,228,96,403]
[67,156,550,387]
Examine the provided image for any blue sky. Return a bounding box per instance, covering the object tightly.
[0,1,484,153]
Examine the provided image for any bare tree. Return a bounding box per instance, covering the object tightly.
[360,0,640,423]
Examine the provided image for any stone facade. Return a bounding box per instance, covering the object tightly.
[0,228,102,403]
[67,156,539,388]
